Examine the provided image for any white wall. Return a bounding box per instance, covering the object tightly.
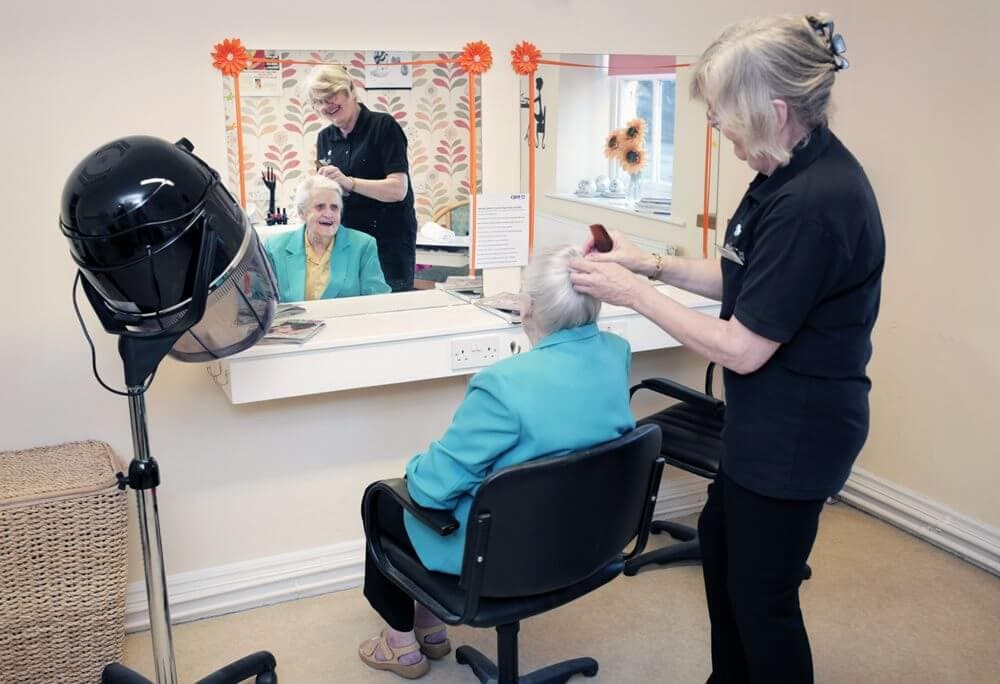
[553,54,610,195]
[1,0,996,589]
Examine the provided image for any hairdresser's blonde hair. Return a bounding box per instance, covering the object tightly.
[306,64,357,102]
[691,14,841,165]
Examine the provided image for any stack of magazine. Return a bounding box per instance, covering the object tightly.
[474,292,522,324]
[261,305,326,344]
[436,275,483,299]
[634,195,673,217]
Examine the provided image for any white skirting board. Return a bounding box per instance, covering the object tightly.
[123,469,996,633]
[838,467,999,576]
[124,539,365,633]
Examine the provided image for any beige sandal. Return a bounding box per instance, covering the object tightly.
[414,624,452,660]
[359,629,430,679]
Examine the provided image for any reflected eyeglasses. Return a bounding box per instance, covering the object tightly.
[311,97,343,109]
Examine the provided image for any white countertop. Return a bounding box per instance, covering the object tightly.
[215,284,720,403]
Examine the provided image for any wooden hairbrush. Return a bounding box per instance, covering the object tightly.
[590,223,613,253]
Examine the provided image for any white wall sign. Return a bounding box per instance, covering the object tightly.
[474,194,530,269]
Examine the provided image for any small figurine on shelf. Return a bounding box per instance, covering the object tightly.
[280,208,288,224]
[262,166,277,216]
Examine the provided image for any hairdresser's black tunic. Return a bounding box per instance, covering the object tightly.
[718,125,885,499]
[317,104,417,291]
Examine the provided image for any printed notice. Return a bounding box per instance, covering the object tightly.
[473,194,530,269]
[240,50,282,97]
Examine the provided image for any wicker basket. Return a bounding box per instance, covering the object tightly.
[0,441,128,684]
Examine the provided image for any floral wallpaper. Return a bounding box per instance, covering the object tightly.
[222,50,483,228]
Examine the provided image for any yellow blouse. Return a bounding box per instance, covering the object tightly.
[304,232,335,301]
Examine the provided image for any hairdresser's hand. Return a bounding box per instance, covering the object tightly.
[317,164,353,191]
[582,229,655,276]
[569,257,652,308]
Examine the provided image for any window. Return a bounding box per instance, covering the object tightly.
[613,76,676,195]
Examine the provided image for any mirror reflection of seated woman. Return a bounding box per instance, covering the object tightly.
[358,245,636,679]
[264,175,390,302]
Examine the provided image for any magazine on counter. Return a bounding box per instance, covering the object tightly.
[260,318,326,344]
[275,303,307,319]
[435,275,483,295]
[474,292,522,324]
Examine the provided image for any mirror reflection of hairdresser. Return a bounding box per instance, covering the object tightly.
[570,15,884,683]
[264,175,390,301]
[309,65,418,292]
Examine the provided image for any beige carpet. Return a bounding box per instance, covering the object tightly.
[122,504,1000,682]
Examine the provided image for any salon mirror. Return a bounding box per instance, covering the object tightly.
[520,53,720,260]
[221,49,481,311]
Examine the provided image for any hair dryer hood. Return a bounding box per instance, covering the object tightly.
[60,136,277,362]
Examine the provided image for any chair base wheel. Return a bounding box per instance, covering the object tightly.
[624,538,701,576]
[455,646,598,683]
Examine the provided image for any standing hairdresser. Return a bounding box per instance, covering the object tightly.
[570,15,884,682]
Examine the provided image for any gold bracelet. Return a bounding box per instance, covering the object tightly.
[648,252,663,280]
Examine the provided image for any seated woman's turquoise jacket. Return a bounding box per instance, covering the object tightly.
[404,323,636,575]
[264,226,390,301]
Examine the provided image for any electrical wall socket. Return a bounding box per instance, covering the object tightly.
[451,335,501,370]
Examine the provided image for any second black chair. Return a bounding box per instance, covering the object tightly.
[623,363,812,581]
[623,363,724,577]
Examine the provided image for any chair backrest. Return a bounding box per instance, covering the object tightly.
[462,424,662,598]
[432,201,470,236]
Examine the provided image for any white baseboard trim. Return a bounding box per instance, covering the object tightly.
[125,539,365,633]
[126,469,997,631]
[653,468,709,521]
[125,475,705,632]
[839,467,999,576]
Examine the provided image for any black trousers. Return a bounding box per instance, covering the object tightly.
[698,471,825,684]
[363,494,419,631]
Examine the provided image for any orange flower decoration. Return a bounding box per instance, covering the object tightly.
[511,41,542,75]
[459,41,493,75]
[212,38,250,77]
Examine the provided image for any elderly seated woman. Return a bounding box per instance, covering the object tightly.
[264,175,390,301]
[359,245,637,679]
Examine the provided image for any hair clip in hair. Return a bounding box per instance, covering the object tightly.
[807,15,849,71]
[830,33,849,71]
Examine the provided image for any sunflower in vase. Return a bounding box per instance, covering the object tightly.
[604,118,647,201]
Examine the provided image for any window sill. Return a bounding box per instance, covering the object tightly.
[546,194,686,227]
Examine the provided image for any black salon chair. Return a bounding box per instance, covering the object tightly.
[362,424,664,684]
[623,364,812,580]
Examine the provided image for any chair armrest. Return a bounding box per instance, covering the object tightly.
[630,377,724,413]
[366,478,460,536]
[624,455,667,562]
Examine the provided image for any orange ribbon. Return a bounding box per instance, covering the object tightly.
[454,42,492,273]
[527,74,536,251]
[702,123,714,258]
[233,77,247,207]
